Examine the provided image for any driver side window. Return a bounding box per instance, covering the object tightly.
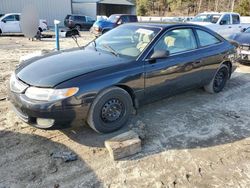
[153,28,197,55]
[3,15,15,22]
[220,14,231,25]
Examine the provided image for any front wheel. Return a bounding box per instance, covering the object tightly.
[87,87,133,133]
[204,64,229,93]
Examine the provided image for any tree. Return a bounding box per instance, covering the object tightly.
[235,0,250,16]
[136,0,148,16]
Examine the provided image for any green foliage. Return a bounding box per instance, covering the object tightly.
[235,0,250,16]
[136,0,250,16]
[137,3,147,16]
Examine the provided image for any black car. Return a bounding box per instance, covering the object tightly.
[9,23,237,133]
[229,27,250,63]
[64,14,95,30]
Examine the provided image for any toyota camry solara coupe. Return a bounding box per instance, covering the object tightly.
[8,23,237,133]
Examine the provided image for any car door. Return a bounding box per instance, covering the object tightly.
[144,27,204,102]
[1,15,17,32]
[194,28,228,85]
[218,14,232,37]
[231,14,242,33]
[14,14,21,32]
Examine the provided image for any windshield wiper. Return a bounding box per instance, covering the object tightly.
[92,40,97,51]
[102,44,119,57]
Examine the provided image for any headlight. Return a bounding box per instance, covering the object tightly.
[94,26,101,32]
[10,73,28,93]
[25,87,79,101]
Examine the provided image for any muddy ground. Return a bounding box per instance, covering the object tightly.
[0,33,250,188]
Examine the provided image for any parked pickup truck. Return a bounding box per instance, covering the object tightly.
[0,13,48,35]
[190,12,250,38]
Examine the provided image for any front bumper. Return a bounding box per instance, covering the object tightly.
[8,89,91,129]
[238,45,250,63]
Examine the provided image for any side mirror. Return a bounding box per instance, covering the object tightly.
[150,50,169,60]
[117,20,123,25]
[220,20,226,25]
[2,20,6,23]
[241,28,246,32]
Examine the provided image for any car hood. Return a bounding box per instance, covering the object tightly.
[93,19,115,29]
[230,33,250,46]
[16,47,129,88]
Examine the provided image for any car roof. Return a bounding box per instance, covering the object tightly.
[199,12,240,15]
[68,14,87,17]
[125,22,208,29]
[2,13,20,16]
[110,14,137,16]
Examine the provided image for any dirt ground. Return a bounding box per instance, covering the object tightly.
[0,33,250,188]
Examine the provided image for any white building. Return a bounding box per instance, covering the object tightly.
[0,0,136,27]
[0,0,72,27]
[72,0,136,19]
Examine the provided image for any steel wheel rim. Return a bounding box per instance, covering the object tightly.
[214,69,226,91]
[101,98,124,123]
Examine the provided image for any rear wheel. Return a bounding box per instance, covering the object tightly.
[0,29,2,36]
[87,87,133,133]
[204,64,229,93]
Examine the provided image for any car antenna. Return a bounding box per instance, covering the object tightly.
[72,35,81,49]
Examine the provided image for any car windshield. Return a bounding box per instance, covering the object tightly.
[245,28,250,33]
[107,15,120,23]
[192,14,221,23]
[93,25,161,59]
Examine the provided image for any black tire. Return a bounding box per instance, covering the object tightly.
[0,29,2,36]
[87,87,133,133]
[204,64,229,93]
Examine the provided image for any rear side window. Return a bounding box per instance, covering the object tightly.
[120,16,129,23]
[129,16,138,22]
[14,15,20,21]
[80,16,86,22]
[232,14,240,24]
[86,16,95,22]
[196,29,220,47]
[73,16,86,22]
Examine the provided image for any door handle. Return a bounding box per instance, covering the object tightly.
[194,61,201,64]
[228,26,232,28]
[239,26,242,28]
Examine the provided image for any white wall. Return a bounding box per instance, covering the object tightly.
[241,17,250,23]
[0,0,72,27]
[72,3,97,18]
